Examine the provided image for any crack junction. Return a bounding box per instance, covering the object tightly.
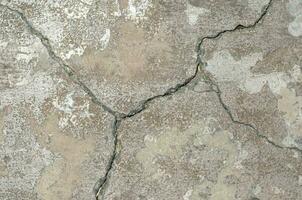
[2,1,302,200]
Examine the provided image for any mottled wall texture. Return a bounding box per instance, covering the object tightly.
[0,0,302,199]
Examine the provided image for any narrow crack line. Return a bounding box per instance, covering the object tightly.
[209,80,302,153]
[0,4,122,118]
[195,0,273,54]
[94,117,120,200]
[1,3,209,199]
[124,65,200,118]
[4,1,301,200]
[196,0,302,153]
[94,54,203,200]
[94,0,278,198]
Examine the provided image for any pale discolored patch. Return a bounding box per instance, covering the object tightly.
[287,0,302,37]
[136,127,191,176]
[279,87,302,148]
[278,88,302,125]
[206,50,295,95]
[183,189,193,200]
[185,3,209,26]
[288,15,302,37]
[34,113,97,200]
[136,119,237,200]
[193,130,237,200]
[99,29,111,51]
[126,0,152,21]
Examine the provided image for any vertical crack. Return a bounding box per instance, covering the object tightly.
[94,116,120,200]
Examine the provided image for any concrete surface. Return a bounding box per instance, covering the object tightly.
[0,0,301,199]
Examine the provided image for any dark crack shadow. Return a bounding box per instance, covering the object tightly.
[0,3,121,118]
[195,0,302,154]
[2,1,301,200]
[94,117,120,200]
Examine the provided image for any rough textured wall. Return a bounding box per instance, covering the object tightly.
[0,0,301,199]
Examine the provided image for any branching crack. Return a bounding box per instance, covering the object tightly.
[195,0,302,154]
[0,3,202,199]
[2,0,301,199]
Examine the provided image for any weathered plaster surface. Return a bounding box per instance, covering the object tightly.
[0,0,301,199]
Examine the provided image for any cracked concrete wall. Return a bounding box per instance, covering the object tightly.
[0,0,302,199]
[1,0,272,114]
[0,6,114,199]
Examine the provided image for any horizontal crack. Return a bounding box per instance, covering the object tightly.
[123,65,200,118]
[195,0,273,55]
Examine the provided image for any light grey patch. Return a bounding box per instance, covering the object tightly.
[288,15,302,37]
[287,0,302,36]
[287,0,302,17]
